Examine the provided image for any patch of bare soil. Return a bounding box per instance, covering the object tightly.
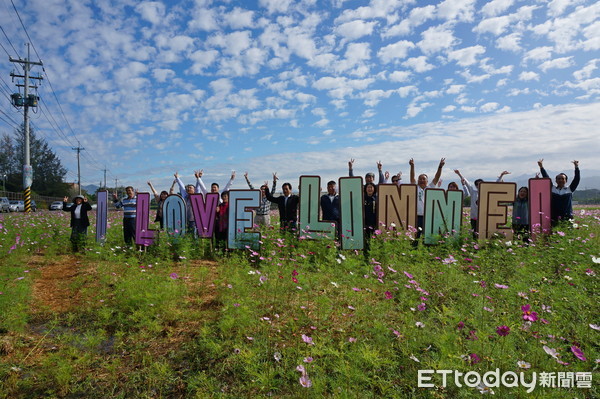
[30,255,84,314]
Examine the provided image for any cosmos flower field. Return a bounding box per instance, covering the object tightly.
[0,208,598,398]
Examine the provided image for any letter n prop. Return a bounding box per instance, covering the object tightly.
[189,193,219,238]
[377,184,417,234]
[477,182,516,241]
[228,190,260,250]
[423,189,463,245]
[135,192,157,246]
[163,195,186,238]
[339,177,363,250]
[528,178,552,240]
[299,176,336,240]
[95,190,108,243]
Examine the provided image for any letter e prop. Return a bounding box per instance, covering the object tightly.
[190,193,219,238]
[424,189,463,244]
[96,190,108,243]
[163,195,186,237]
[528,178,551,240]
[298,176,336,240]
[339,177,363,250]
[377,184,417,234]
[477,182,516,240]
[135,192,157,246]
[228,190,260,250]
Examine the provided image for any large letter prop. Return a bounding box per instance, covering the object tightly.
[189,193,219,238]
[163,195,186,238]
[339,177,363,250]
[528,178,552,240]
[228,190,260,250]
[135,192,158,246]
[477,182,516,240]
[377,184,417,234]
[298,176,336,240]
[423,189,463,244]
[95,191,108,243]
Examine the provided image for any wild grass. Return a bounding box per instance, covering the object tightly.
[0,208,598,398]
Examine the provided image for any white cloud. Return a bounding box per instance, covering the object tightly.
[437,0,476,23]
[481,0,514,17]
[446,84,465,94]
[496,33,521,52]
[448,45,486,66]
[539,56,574,72]
[418,25,457,55]
[188,49,220,74]
[389,70,411,82]
[403,56,435,73]
[259,0,293,14]
[335,19,377,41]
[377,40,415,63]
[223,7,255,29]
[519,71,539,81]
[136,2,166,25]
[152,68,175,82]
[480,102,499,112]
[442,105,456,112]
[383,5,436,37]
[573,60,598,81]
[189,7,219,31]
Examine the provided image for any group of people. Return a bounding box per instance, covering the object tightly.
[63,158,580,250]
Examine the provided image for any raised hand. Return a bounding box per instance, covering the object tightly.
[384,171,390,180]
[348,158,355,169]
[377,161,383,170]
[572,160,579,168]
[231,171,236,179]
[273,172,278,181]
[244,172,249,179]
[409,158,414,167]
[438,158,446,168]
[537,159,544,168]
[63,196,69,202]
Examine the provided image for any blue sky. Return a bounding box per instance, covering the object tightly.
[0,0,599,192]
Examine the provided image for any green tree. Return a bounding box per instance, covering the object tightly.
[10,125,69,196]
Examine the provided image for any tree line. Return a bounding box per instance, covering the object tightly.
[0,125,68,197]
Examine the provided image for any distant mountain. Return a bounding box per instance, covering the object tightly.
[82,184,100,193]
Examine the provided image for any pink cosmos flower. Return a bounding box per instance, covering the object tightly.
[457,321,465,330]
[301,334,314,345]
[469,353,481,365]
[169,272,179,279]
[571,346,587,361]
[496,325,510,336]
[521,304,538,322]
[494,283,509,289]
[385,291,393,299]
[417,303,426,311]
[299,374,312,388]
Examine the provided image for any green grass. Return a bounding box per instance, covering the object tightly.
[0,208,598,398]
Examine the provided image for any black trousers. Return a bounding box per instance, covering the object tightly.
[123,218,136,245]
[70,219,88,251]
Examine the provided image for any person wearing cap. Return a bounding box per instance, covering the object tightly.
[348,159,385,185]
[63,194,92,252]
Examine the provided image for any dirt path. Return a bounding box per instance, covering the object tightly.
[30,254,83,314]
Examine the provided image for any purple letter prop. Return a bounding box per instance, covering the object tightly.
[189,193,219,238]
[135,192,157,246]
[95,191,108,243]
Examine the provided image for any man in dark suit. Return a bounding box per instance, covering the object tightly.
[264,182,299,231]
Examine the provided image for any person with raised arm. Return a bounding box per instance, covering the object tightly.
[410,158,445,238]
[113,186,137,245]
[215,191,230,251]
[321,180,340,224]
[348,159,385,185]
[197,170,236,204]
[264,181,300,232]
[454,169,510,238]
[174,171,200,233]
[538,159,580,225]
[244,171,278,226]
[63,194,93,252]
[147,181,169,229]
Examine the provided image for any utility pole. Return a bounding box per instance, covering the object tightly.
[114,178,119,198]
[102,166,107,189]
[9,43,43,212]
[72,143,84,195]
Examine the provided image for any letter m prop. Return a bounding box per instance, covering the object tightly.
[377,184,417,234]
[298,176,336,240]
[423,189,463,245]
[135,192,158,246]
[228,190,260,250]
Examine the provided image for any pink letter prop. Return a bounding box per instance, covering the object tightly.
[190,193,219,238]
[528,178,552,240]
[135,192,157,246]
[477,182,516,241]
[228,190,260,250]
[95,190,108,243]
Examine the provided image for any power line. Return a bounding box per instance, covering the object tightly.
[9,0,39,61]
[0,23,20,58]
